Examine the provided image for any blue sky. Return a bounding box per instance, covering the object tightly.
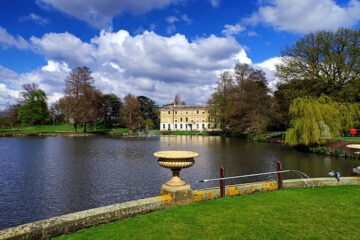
[0,0,359,108]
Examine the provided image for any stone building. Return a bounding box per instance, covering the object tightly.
[159,105,218,131]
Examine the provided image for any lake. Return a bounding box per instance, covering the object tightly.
[0,136,355,229]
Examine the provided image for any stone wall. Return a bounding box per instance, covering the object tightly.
[1,177,359,240]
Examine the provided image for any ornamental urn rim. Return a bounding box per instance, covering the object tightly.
[346,144,360,149]
[154,151,199,159]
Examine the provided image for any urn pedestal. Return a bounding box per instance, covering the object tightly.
[154,151,198,204]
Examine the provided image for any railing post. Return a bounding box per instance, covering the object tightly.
[276,161,283,190]
[220,166,225,197]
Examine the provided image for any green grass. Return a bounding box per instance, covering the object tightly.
[0,124,129,135]
[55,185,360,240]
[337,137,360,142]
[0,124,74,133]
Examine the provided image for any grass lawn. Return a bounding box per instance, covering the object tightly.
[337,137,360,142]
[0,124,75,133]
[54,185,360,240]
[0,124,129,135]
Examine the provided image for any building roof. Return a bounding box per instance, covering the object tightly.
[160,104,209,110]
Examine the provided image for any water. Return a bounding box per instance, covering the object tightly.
[0,136,355,229]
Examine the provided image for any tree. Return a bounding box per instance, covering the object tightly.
[173,94,181,105]
[122,94,144,131]
[285,96,360,146]
[137,96,159,129]
[276,28,360,104]
[60,66,95,133]
[102,94,122,128]
[229,64,273,134]
[20,83,39,102]
[49,102,64,125]
[17,89,50,125]
[209,64,276,134]
[0,104,20,128]
[208,71,234,132]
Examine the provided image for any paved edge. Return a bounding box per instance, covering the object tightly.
[1,177,359,240]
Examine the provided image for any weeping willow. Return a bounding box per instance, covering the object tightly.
[285,96,360,146]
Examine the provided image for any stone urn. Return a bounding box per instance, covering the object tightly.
[154,150,198,203]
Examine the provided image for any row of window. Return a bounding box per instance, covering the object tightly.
[162,123,218,130]
[162,117,209,123]
[162,110,207,115]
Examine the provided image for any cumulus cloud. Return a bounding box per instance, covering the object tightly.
[255,57,283,90]
[37,0,179,29]
[0,29,251,107]
[0,26,31,49]
[222,24,246,37]
[245,0,360,34]
[19,13,50,25]
[30,32,95,66]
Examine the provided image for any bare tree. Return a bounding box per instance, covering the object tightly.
[122,94,144,131]
[20,83,39,102]
[61,66,95,133]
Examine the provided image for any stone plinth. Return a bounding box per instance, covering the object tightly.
[154,151,198,204]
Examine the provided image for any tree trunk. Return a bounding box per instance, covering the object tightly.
[94,121,97,131]
[73,123,78,133]
[83,122,88,133]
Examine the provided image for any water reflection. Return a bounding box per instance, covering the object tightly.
[0,136,356,229]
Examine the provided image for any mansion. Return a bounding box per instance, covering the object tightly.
[160,105,219,131]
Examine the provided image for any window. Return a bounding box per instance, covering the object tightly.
[202,117,205,122]
[197,110,199,114]
[168,111,170,114]
[186,117,188,122]
[186,111,188,114]
[208,124,210,128]
[214,124,217,129]
[175,124,177,129]
[168,124,171,130]
[202,124,205,129]
[196,124,199,129]
[175,117,177,122]
[180,124,183,129]
[175,111,177,114]
[180,117,183,122]
[163,124,165,129]
[202,111,205,114]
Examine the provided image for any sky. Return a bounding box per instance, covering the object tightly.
[0,0,360,109]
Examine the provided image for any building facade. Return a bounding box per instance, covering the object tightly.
[160,105,218,131]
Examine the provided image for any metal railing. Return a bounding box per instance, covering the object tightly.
[197,161,314,197]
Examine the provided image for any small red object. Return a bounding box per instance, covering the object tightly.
[350,128,357,137]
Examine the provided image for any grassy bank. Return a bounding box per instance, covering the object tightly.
[54,185,360,240]
[0,124,129,136]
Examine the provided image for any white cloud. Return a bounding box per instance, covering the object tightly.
[222,24,246,37]
[245,0,360,34]
[37,0,179,29]
[0,26,31,50]
[19,13,50,25]
[0,84,19,110]
[0,29,250,107]
[210,0,221,7]
[255,57,283,89]
[30,32,95,66]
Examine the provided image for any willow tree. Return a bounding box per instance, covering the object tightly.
[285,96,359,146]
